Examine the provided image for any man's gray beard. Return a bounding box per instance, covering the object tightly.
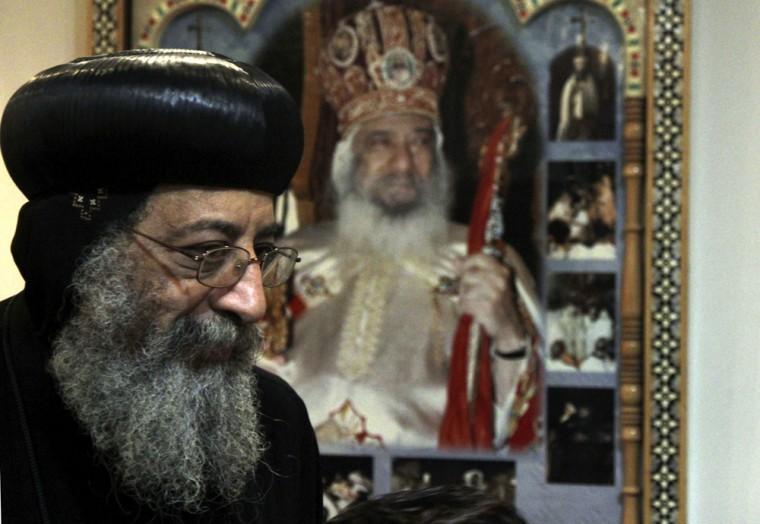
[333,150,451,259]
[336,195,448,259]
[49,230,266,514]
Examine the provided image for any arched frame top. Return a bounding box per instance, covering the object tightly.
[135,0,265,48]
[510,0,645,96]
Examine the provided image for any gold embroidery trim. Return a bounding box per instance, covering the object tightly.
[336,263,392,380]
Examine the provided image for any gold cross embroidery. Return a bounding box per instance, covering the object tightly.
[71,188,108,221]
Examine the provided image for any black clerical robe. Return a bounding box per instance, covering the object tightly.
[0,294,322,523]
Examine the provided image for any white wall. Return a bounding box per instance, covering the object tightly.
[0,1,89,298]
[687,0,760,522]
[1,0,759,522]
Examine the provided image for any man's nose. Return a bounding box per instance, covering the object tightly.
[209,263,266,324]
[390,141,414,173]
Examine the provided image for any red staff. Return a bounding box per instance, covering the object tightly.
[438,114,533,449]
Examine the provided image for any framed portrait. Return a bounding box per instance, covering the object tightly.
[88,0,690,521]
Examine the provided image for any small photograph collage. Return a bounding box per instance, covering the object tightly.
[541,3,620,495]
[321,454,517,521]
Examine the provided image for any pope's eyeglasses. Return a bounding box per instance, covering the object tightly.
[131,229,299,288]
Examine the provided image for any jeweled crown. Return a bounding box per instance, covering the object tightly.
[320,2,449,134]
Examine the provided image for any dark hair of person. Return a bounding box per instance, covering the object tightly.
[327,484,528,524]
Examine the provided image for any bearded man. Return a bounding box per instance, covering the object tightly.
[0,50,321,523]
[265,3,541,450]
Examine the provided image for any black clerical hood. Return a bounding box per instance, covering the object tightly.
[0,49,304,338]
[1,48,303,197]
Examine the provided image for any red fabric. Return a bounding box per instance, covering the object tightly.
[438,117,512,449]
[473,327,494,447]
[289,294,307,320]
[438,315,477,447]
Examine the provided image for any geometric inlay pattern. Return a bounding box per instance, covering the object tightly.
[650,0,686,522]
[92,0,119,54]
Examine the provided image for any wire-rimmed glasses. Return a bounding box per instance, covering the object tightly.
[131,229,299,288]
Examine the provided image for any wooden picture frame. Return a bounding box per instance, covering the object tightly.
[87,0,690,521]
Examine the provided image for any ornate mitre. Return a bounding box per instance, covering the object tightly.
[319,1,449,134]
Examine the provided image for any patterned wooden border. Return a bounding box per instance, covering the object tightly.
[90,1,690,522]
[90,0,124,53]
[645,0,689,523]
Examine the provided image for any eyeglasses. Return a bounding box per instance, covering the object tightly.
[131,229,300,288]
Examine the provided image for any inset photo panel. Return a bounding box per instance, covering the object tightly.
[546,272,616,372]
[391,456,517,505]
[546,387,615,485]
[320,454,374,520]
[547,161,617,260]
[548,7,617,142]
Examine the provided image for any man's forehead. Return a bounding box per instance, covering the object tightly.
[148,185,273,206]
[139,185,275,232]
[356,113,435,134]
[151,184,270,198]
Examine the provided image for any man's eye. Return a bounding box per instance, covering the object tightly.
[367,135,391,149]
[184,242,227,256]
[409,132,433,149]
[254,243,276,259]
